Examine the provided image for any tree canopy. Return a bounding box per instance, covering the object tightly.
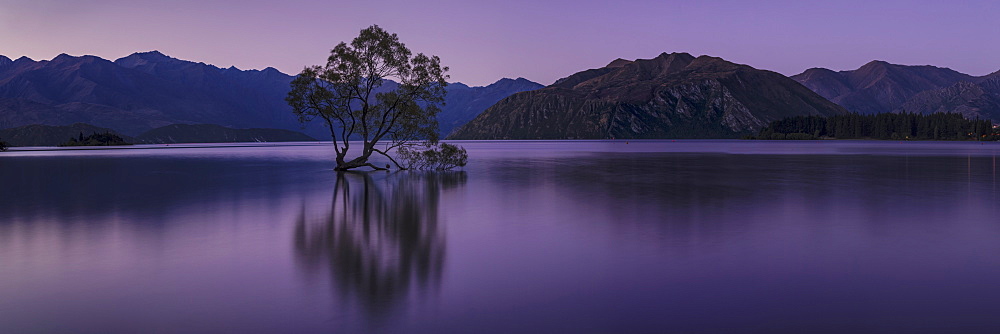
[286,25,462,171]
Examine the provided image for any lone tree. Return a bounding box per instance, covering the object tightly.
[287,24,459,171]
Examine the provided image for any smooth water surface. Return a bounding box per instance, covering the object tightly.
[3,140,1000,333]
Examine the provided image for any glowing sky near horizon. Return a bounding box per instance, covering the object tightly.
[1,0,998,86]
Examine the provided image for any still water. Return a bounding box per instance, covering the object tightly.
[2,140,1000,333]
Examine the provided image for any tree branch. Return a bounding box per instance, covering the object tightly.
[372,147,407,170]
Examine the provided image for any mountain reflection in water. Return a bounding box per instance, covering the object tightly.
[293,172,466,319]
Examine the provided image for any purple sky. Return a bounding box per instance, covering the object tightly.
[1,0,998,86]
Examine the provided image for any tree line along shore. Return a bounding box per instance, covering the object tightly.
[748,112,998,141]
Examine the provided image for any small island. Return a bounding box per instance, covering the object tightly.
[60,132,132,147]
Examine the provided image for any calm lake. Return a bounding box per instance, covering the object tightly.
[3,140,1000,333]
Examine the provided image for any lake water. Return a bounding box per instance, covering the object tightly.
[3,140,1000,333]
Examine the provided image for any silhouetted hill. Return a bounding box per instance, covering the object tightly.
[450,53,846,139]
[136,124,315,144]
[792,61,975,114]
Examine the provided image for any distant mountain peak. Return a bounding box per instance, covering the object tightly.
[863,60,890,67]
[14,56,34,63]
[0,55,11,66]
[114,50,185,69]
[135,50,170,59]
[117,50,178,62]
[605,58,632,68]
[802,67,836,73]
[647,52,696,67]
[492,77,529,84]
[485,77,543,90]
[660,52,693,58]
[799,67,839,76]
[48,53,103,63]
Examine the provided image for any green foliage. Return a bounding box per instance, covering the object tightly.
[59,132,132,146]
[286,24,460,170]
[753,112,998,141]
[397,143,468,170]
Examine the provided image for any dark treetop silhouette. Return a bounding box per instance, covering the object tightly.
[286,25,453,171]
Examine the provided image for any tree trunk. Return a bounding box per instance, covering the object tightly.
[334,151,387,171]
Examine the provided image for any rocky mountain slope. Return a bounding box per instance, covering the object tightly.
[900,76,1000,121]
[449,53,846,139]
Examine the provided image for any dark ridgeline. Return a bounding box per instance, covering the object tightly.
[753,112,997,140]
[0,52,541,139]
[449,52,846,140]
[293,172,465,319]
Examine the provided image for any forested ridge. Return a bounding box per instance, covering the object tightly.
[751,112,998,140]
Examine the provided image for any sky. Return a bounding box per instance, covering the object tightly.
[1,0,998,86]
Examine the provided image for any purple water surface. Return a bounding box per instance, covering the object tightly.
[2,140,1000,333]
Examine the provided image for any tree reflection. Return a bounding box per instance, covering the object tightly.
[293,171,465,318]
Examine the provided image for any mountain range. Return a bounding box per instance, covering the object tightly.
[792,62,1000,120]
[0,52,541,140]
[449,53,846,139]
[3,51,1000,143]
